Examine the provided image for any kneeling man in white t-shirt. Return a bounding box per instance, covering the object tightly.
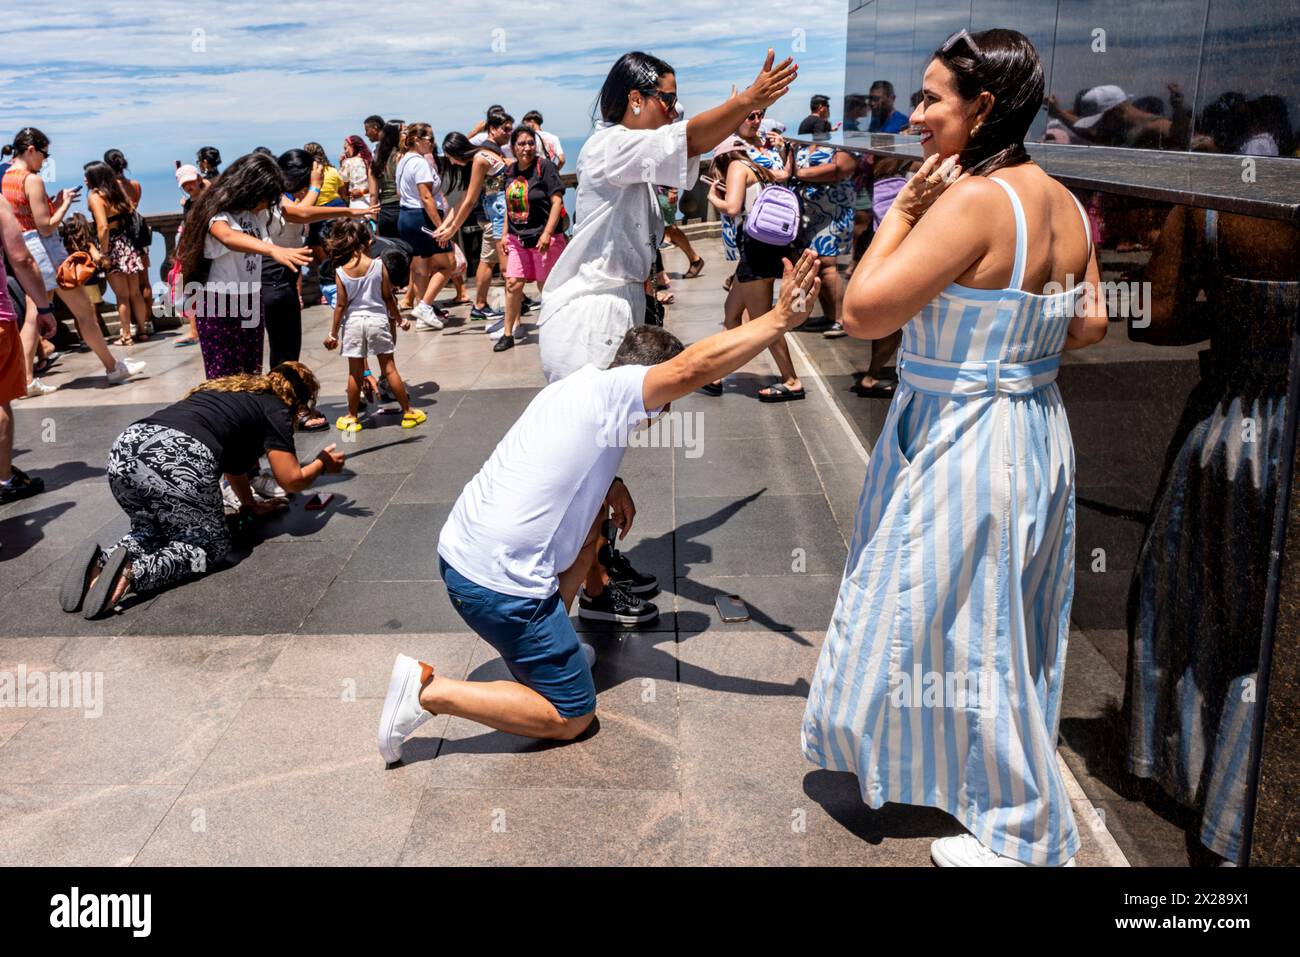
[378,251,821,761]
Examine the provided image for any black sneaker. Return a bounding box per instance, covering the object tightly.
[492,335,515,353]
[578,584,659,625]
[600,544,659,595]
[0,467,44,504]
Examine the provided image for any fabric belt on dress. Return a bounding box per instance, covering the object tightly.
[899,352,1060,397]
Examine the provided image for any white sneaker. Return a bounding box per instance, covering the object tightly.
[412,301,444,330]
[105,358,146,385]
[486,318,505,340]
[24,378,57,398]
[219,478,243,513]
[378,654,433,765]
[581,641,596,668]
[250,470,286,499]
[930,833,1075,867]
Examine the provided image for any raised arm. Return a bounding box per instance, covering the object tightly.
[643,250,819,408]
[685,50,798,156]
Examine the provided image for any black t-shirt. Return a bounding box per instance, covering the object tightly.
[141,390,297,475]
[504,157,567,248]
[798,115,833,135]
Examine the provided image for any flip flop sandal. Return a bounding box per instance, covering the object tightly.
[757,384,807,403]
[60,540,102,613]
[298,410,329,432]
[115,336,134,347]
[852,379,897,398]
[82,547,130,620]
[700,382,724,396]
[401,409,427,429]
[336,416,363,433]
[684,258,705,279]
[173,337,199,347]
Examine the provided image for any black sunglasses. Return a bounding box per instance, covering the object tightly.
[647,90,678,113]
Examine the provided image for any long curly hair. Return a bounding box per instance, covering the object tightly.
[175,152,286,278]
[186,361,319,421]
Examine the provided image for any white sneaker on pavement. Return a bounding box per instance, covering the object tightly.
[105,358,146,385]
[412,301,444,330]
[378,654,433,764]
[930,833,1076,867]
[250,470,286,499]
[24,378,57,398]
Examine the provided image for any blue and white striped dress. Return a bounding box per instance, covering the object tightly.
[802,176,1091,866]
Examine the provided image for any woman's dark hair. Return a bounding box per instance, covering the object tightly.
[303,141,334,170]
[594,51,675,125]
[708,150,775,187]
[83,161,133,211]
[609,324,685,368]
[12,127,49,156]
[175,151,287,278]
[102,148,129,175]
[931,28,1043,176]
[277,148,315,194]
[441,131,498,190]
[324,217,373,267]
[59,212,97,254]
[371,120,402,179]
[196,146,222,174]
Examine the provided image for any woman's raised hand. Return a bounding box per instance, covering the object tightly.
[774,249,822,330]
[273,245,313,269]
[892,153,966,226]
[744,48,798,111]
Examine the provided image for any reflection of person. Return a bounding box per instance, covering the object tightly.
[1047,84,1190,149]
[1127,205,1300,864]
[803,28,1108,868]
[866,80,910,132]
[798,94,834,135]
[377,254,820,760]
[843,93,870,131]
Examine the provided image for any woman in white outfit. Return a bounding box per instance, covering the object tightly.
[536,48,800,384]
[530,48,800,628]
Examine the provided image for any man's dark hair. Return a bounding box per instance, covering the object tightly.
[810,94,830,112]
[870,80,895,96]
[487,111,514,129]
[364,114,384,128]
[609,325,685,368]
[523,110,544,125]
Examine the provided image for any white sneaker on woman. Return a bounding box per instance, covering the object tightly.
[412,301,444,330]
[378,654,433,765]
[24,378,57,398]
[105,358,146,385]
[930,832,1075,867]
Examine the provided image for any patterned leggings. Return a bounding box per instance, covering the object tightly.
[196,291,265,379]
[107,423,231,593]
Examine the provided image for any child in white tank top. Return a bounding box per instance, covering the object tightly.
[323,221,425,432]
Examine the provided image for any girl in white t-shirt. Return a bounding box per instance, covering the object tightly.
[394,123,456,330]
[535,49,798,384]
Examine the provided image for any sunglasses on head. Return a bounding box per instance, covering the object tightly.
[942,28,982,57]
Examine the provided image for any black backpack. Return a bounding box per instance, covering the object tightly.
[317,234,413,288]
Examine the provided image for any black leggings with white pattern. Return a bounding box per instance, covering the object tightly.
[107,423,231,593]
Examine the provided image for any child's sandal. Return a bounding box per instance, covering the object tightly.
[401,409,427,429]
[336,416,363,433]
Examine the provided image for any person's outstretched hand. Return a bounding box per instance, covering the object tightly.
[773,249,821,331]
[318,443,346,474]
[743,48,798,112]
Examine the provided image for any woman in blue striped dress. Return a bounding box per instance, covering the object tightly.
[801,29,1109,867]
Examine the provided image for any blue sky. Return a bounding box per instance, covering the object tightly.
[1,1,847,213]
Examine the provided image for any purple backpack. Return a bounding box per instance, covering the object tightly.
[744,184,801,246]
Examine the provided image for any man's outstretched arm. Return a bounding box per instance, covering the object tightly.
[642,250,821,411]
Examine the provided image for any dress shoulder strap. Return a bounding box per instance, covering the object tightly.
[988,175,1028,291]
[1068,190,1092,259]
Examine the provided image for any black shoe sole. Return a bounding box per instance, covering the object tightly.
[578,608,661,626]
[60,540,102,613]
[83,547,129,620]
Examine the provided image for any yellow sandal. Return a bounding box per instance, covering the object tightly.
[401,409,427,429]
[336,416,362,433]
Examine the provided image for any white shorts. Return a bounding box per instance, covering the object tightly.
[537,284,644,383]
[340,311,395,358]
[23,229,68,293]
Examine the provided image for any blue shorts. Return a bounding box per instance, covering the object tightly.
[439,558,596,718]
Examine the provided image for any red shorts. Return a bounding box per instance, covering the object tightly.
[0,320,25,404]
[505,233,567,284]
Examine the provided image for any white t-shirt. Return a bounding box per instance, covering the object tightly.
[537,129,564,164]
[396,153,436,209]
[537,121,698,326]
[437,363,658,599]
[203,208,280,286]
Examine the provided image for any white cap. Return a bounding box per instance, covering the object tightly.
[759,117,787,137]
[1073,85,1130,129]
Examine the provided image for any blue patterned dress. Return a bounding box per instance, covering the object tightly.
[802,177,1092,866]
[795,143,856,257]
